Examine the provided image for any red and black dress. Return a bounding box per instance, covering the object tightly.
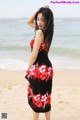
[25,37,54,113]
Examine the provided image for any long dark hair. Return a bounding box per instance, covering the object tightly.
[35,7,54,49]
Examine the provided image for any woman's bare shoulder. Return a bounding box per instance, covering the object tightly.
[35,30,44,43]
[36,29,44,37]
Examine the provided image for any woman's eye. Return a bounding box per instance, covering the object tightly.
[41,18,45,22]
[42,19,45,22]
[37,18,45,22]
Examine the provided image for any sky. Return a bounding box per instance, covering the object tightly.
[0,0,80,18]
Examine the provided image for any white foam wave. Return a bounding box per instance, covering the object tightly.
[0,57,80,70]
[0,59,27,70]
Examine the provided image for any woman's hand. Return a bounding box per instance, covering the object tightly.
[43,5,49,8]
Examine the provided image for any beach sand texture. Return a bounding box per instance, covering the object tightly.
[0,69,80,120]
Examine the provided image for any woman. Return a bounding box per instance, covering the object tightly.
[25,5,54,120]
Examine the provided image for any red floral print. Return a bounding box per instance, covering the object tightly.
[26,36,53,112]
[32,94,43,108]
[34,68,40,78]
[30,39,49,52]
[30,39,35,47]
[40,72,48,80]
[28,86,51,108]
[40,43,49,52]
[26,64,53,81]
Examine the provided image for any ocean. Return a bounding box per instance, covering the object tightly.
[0,18,80,70]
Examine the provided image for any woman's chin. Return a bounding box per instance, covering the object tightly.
[39,27,43,29]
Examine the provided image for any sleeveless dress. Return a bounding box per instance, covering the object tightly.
[25,37,54,113]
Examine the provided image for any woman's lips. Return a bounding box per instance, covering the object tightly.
[39,25,42,28]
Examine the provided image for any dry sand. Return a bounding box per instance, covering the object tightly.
[0,69,80,120]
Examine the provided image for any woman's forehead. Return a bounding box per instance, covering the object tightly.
[37,13,45,19]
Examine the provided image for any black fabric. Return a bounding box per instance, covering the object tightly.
[25,38,53,113]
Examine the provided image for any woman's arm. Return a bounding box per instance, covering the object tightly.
[27,5,49,28]
[26,30,44,71]
[27,12,36,28]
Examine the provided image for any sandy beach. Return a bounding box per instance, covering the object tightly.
[0,69,80,120]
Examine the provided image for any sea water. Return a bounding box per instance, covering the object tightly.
[0,18,80,70]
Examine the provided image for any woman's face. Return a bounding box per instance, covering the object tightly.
[37,13,46,30]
